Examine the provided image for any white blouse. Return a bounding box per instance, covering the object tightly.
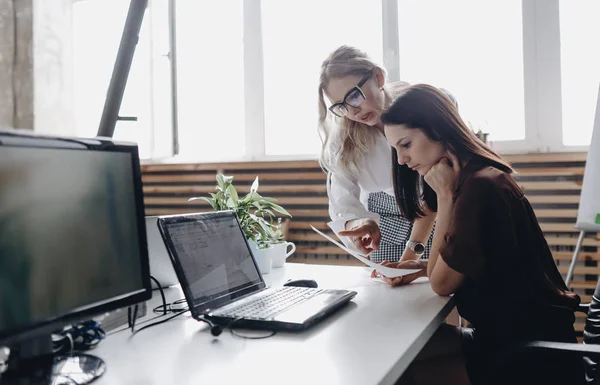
[326,132,395,247]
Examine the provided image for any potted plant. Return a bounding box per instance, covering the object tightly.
[467,120,489,144]
[188,174,292,272]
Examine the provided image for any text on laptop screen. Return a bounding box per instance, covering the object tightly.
[164,214,262,305]
[0,146,145,333]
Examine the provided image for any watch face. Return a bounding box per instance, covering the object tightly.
[413,243,425,254]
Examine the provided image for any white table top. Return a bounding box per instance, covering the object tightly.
[93,263,454,385]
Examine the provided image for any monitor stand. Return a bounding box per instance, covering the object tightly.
[0,334,106,385]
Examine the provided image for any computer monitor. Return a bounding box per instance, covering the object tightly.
[0,130,151,384]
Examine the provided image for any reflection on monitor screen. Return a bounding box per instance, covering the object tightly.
[0,147,144,334]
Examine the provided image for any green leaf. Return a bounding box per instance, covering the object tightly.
[258,196,278,203]
[216,174,225,189]
[216,174,233,191]
[254,208,276,220]
[213,191,224,207]
[226,197,237,208]
[256,217,273,233]
[267,203,292,217]
[261,209,276,217]
[240,191,257,205]
[189,196,217,210]
[250,176,259,193]
[226,184,239,204]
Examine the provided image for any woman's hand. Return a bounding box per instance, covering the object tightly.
[338,218,381,255]
[424,151,462,199]
[371,260,428,287]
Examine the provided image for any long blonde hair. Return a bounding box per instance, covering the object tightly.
[317,46,390,175]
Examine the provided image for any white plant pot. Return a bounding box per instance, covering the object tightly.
[247,239,273,275]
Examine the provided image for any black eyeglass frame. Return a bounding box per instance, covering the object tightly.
[328,72,373,117]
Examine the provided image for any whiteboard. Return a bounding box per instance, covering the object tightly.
[576,83,600,232]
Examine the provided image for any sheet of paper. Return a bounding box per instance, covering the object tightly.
[310,226,421,278]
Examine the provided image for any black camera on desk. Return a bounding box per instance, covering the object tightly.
[0,130,152,384]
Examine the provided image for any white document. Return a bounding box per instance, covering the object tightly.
[310,226,421,278]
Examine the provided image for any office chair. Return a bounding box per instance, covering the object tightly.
[512,279,600,384]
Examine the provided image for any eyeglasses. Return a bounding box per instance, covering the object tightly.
[328,72,372,118]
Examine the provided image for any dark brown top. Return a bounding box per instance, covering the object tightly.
[439,159,579,344]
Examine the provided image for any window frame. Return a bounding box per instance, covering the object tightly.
[141,0,593,162]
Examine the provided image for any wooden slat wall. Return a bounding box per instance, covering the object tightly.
[142,152,598,335]
[142,160,340,264]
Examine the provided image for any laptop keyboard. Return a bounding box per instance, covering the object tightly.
[212,286,323,320]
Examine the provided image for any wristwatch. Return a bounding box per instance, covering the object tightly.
[406,240,425,257]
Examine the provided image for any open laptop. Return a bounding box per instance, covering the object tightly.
[157,211,357,331]
[145,216,179,289]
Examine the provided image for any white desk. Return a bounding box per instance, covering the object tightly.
[94,263,454,385]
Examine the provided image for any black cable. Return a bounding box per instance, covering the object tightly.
[153,298,186,315]
[129,306,224,337]
[149,275,167,316]
[226,318,277,340]
[130,308,189,335]
[123,285,275,340]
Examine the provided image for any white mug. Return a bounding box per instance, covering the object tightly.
[270,241,296,268]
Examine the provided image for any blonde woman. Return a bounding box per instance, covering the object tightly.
[318,46,456,278]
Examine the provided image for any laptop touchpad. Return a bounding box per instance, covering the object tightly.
[273,292,343,324]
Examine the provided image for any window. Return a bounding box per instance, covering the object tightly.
[73,0,153,159]
[70,1,594,161]
[175,1,245,160]
[397,0,525,142]
[148,0,174,159]
[559,0,600,146]
[261,0,383,156]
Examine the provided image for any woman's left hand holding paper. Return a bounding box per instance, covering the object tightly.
[371,260,428,287]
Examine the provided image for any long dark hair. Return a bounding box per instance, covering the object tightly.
[380,84,514,221]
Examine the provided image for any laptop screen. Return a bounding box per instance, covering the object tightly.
[159,212,264,309]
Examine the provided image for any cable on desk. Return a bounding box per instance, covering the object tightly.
[127,275,168,333]
[226,318,277,340]
[128,310,277,339]
[153,298,187,315]
[52,320,106,354]
[130,308,190,335]
[125,277,276,340]
[149,275,167,316]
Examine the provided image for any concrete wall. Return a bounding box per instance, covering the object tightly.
[32,0,73,136]
[0,0,73,134]
[0,0,15,128]
[0,0,33,130]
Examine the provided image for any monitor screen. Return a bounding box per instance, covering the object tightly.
[0,144,148,340]
[160,212,263,308]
